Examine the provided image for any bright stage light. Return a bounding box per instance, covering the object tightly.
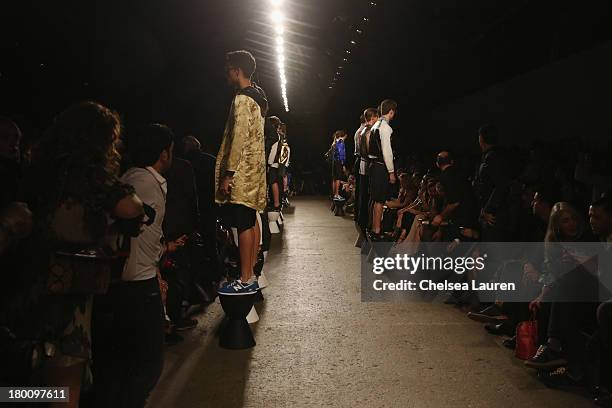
[270,1,289,112]
[271,11,284,24]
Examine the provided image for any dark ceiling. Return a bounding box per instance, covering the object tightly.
[2,1,612,160]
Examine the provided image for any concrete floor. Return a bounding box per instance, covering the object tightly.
[147,196,594,408]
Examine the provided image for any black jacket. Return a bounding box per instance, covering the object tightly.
[186,149,217,229]
[163,158,199,241]
[475,146,511,224]
[264,119,280,161]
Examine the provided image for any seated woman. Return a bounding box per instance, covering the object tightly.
[340,174,357,213]
[384,172,417,240]
[394,176,425,239]
[526,202,598,378]
[392,176,442,258]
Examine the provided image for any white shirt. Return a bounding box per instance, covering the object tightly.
[354,124,365,156]
[120,166,167,281]
[268,141,279,167]
[358,126,368,176]
[283,143,290,167]
[370,118,394,173]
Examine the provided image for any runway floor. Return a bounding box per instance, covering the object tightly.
[147,196,593,408]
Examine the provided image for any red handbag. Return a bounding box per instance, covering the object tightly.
[515,314,539,360]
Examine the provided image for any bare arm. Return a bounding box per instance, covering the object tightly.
[114,194,144,219]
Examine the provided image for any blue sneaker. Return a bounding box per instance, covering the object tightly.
[218,280,259,295]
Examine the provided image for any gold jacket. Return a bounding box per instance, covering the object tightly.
[215,94,267,211]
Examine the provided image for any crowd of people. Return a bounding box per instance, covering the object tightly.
[3,41,612,406]
[0,50,290,407]
[330,100,612,405]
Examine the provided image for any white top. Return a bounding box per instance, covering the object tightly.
[120,166,167,281]
[370,118,394,173]
[283,144,291,167]
[268,141,279,167]
[354,124,365,156]
[358,126,368,176]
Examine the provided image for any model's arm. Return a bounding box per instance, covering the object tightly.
[380,127,394,173]
[226,95,252,173]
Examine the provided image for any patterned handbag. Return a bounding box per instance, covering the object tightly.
[47,249,115,295]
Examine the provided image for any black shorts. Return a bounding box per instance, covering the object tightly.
[268,166,281,185]
[221,203,256,233]
[278,164,287,178]
[369,161,390,203]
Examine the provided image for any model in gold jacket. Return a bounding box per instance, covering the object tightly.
[215,91,267,212]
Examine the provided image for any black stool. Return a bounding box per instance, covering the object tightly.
[332,198,346,216]
[218,292,257,349]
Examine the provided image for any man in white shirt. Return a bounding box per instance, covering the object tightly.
[367,99,397,239]
[353,113,366,225]
[356,108,379,233]
[115,124,174,407]
[265,116,282,210]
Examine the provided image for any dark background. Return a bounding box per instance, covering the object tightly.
[2,1,612,167]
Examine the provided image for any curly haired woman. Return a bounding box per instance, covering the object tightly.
[12,101,143,407]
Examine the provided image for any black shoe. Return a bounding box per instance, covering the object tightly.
[524,345,568,369]
[165,332,184,346]
[467,304,508,324]
[175,318,198,331]
[537,366,571,388]
[368,232,385,242]
[484,322,514,336]
[502,335,517,350]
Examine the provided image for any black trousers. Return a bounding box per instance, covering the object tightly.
[113,277,165,408]
[357,173,370,230]
[353,161,360,222]
[165,267,193,324]
[547,267,603,340]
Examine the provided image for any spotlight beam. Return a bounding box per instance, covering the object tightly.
[268,0,290,112]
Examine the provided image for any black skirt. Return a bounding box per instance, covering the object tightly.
[368,161,390,203]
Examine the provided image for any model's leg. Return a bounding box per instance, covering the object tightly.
[238,227,255,282]
[272,182,280,208]
[371,202,383,234]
